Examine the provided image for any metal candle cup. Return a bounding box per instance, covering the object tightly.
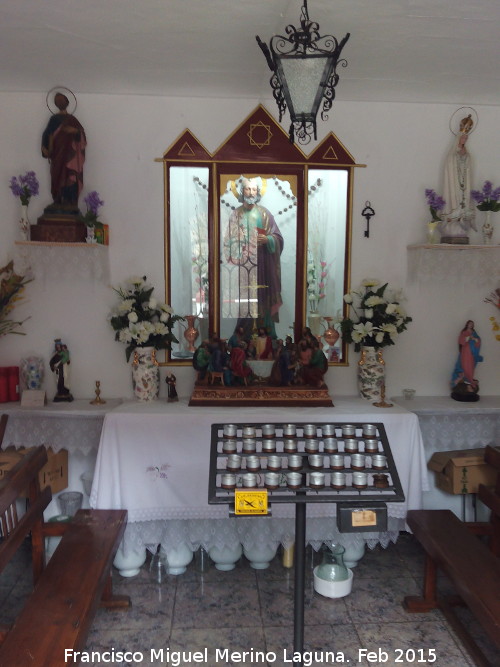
[305,438,320,453]
[286,472,302,489]
[242,439,256,453]
[372,454,387,469]
[364,439,379,453]
[283,423,297,437]
[350,453,366,470]
[342,424,356,436]
[283,439,298,453]
[323,438,338,453]
[344,439,358,453]
[352,472,368,488]
[222,440,237,453]
[303,423,317,438]
[246,456,260,472]
[331,471,346,488]
[266,455,281,471]
[329,454,344,470]
[262,439,276,452]
[242,473,258,488]
[287,455,303,471]
[223,424,238,438]
[264,472,280,489]
[321,424,336,436]
[309,472,325,488]
[308,454,324,469]
[226,454,242,471]
[362,423,377,437]
[220,473,236,489]
[261,423,276,437]
[242,425,256,438]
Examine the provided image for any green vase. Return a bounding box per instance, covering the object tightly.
[316,544,349,582]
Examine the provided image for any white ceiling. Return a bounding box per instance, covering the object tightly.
[1,0,499,105]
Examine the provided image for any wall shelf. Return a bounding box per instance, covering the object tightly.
[407,243,500,286]
[14,241,110,283]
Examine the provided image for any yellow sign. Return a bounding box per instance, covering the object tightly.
[234,490,268,515]
[351,510,377,527]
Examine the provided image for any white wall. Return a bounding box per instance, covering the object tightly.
[1,92,499,401]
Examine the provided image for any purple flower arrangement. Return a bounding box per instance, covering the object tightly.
[9,171,39,206]
[425,189,446,222]
[81,191,105,226]
[471,181,500,212]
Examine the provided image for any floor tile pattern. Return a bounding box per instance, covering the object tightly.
[1,534,498,666]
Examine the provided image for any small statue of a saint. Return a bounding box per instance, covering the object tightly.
[166,373,179,402]
[451,320,482,402]
[49,338,74,402]
[439,111,477,244]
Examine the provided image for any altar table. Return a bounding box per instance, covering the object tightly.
[392,395,500,520]
[90,397,428,571]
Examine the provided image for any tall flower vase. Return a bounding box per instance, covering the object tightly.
[132,347,160,401]
[357,346,385,401]
[482,211,494,245]
[308,312,322,338]
[19,204,30,241]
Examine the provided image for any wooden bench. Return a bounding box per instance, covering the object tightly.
[0,443,131,666]
[404,445,500,667]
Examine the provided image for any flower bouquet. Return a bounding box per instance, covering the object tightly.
[471,181,500,212]
[339,279,412,352]
[0,261,33,337]
[109,276,183,362]
[80,191,105,227]
[9,171,39,206]
[425,189,446,243]
[339,279,412,401]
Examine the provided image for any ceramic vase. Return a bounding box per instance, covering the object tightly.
[482,211,494,245]
[183,314,199,353]
[357,346,385,401]
[131,346,160,401]
[20,204,30,241]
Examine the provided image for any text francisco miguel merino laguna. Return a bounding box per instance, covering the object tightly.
[64,647,379,665]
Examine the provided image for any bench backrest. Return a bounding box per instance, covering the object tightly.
[0,415,7,447]
[478,445,500,556]
[0,446,52,583]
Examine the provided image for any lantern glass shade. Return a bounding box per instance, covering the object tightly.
[276,54,333,121]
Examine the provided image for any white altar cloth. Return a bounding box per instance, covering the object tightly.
[90,398,427,553]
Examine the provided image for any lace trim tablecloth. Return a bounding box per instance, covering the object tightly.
[14,241,110,283]
[90,398,427,551]
[407,244,500,287]
[393,396,500,452]
[1,399,122,455]
[121,516,406,554]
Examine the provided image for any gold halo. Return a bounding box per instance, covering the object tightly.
[230,176,267,199]
[46,86,77,115]
[449,107,478,136]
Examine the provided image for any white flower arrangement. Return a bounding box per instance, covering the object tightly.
[339,279,412,352]
[109,276,183,361]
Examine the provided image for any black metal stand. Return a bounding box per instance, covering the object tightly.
[293,497,306,664]
[208,421,405,667]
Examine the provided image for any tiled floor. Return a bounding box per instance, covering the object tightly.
[1,534,498,666]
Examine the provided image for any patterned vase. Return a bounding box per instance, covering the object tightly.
[357,346,385,401]
[481,211,494,245]
[131,347,160,401]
